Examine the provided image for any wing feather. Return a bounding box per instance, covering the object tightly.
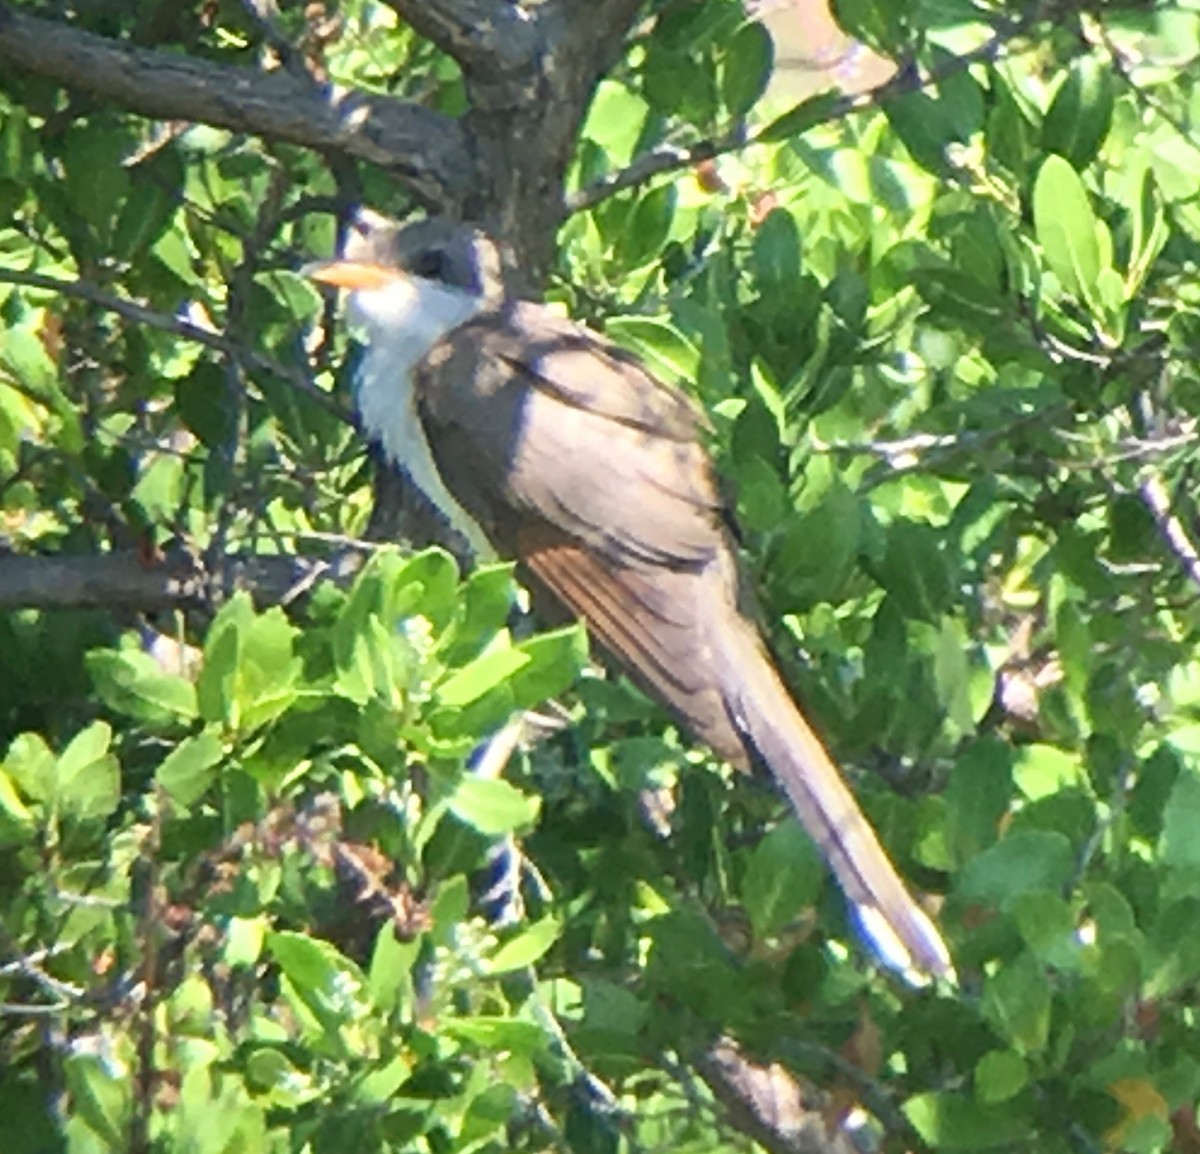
[417,303,724,571]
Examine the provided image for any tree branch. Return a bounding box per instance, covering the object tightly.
[382,0,540,75]
[1139,473,1200,597]
[0,268,350,423]
[566,132,740,213]
[0,3,474,208]
[695,1039,855,1154]
[0,549,342,614]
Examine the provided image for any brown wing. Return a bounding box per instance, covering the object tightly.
[415,301,747,762]
[418,303,723,562]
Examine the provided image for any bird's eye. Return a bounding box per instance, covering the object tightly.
[410,249,445,279]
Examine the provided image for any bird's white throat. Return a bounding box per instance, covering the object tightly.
[350,275,495,559]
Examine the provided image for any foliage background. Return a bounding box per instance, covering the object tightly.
[2,0,1200,1151]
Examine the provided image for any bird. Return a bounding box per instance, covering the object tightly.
[305,210,954,982]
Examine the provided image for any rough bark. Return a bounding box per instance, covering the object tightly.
[0,549,342,614]
[0,2,475,208]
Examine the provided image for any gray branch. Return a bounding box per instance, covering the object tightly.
[696,1039,855,1154]
[0,268,349,422]
[382,0,540,75]
[1139,473,1200,596]
[0,3,474,208]
[0,550,340,614]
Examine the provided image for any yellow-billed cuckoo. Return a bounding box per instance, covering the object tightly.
[307,212,954,982]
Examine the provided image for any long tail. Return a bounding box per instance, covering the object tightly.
[519,531,954,981]
[714,617,955,982]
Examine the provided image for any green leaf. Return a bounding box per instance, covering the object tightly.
[437,642,530,708]
[368,925,420,1015]
[131,452,184,521]
[444,1017,547,1055]
[112,150,182,260]
[986,75,1034,174]
[618,183,677,270]
[958,830,1075,907]
[485,916,561,974]
[56,721,120,820]
[62,1052,129,1148]
[257,270,323,323]
[1013,744,1082,802]
[1033,154,1102,302]
[912,267,1009,332]
[0,326,66,423]
[269,930,343,990]
[267,931,365,1029]
[175,361,237,450]
[734,452,787,533]
[1160,769,1200,870]
[581,80,651,165]
[1042,56,1115,172]
[873,519,952,623]
[975,1050,1030,1105]
[356,1054,414,1105]
[1127,167,1170,296]
[507,624,588,709]
[905,1090,1034,1150]
[195,595,301,732]
[238,607,302,730]
[1009,891,1076,967]
[444,563,516,663]
[391,548,462,632]
[2,732,57,802]
[752,208,802,298]
[605,316,700,384]
[0,769,35,844]
[431,875,471,945]
[448,776,540,836]
[197,593,250,726]
[61,122,130,234]
[0,104,33,181]
[642,42,718,126]
[773,481,862,603]
[982,952,1052,1054]
[225,915,267,968]
[932,616,976,733]
[886,91,962,175]
[758,90,842,143]
[721,22,774,118]
[832,0,907,51]
[1130,746,1179,840]
[742,819,824,939]
[156,729,225,808]
[87,648,198,726]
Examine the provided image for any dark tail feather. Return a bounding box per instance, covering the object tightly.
[714,619,955,983]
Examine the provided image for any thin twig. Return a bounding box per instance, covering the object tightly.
[0,267,349,422]
[239,0,312,79]
[1138,472,1200,596]
[566,132,740,213]
[566,2,1046,213]
[381,0,540,75]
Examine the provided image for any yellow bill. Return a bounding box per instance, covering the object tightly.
[302,260,402,291]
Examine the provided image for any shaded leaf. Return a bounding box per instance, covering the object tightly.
[448,776,540,836]
[156,729,225,808]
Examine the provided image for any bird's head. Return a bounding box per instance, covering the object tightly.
[305,211,504,352]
